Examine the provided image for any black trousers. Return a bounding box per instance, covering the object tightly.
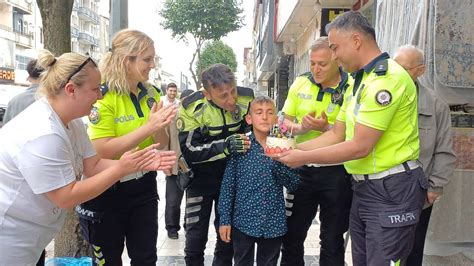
[36,250,45,266]
[184,193,233,266]
[165,174,184,233]
[281,165,352,266]
[232,227,282,266]
[406,206,433,266]
[79,172,158,266]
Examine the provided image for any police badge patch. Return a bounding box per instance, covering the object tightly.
[375,90,392,106]
[232,106,241,121]
[89,106,100,124]
[147,98,156,109]
[176,118,185,131]
[331,92,342,105]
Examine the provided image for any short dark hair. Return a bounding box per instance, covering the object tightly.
[325,11,376,41]
[26,59,44,79]
[167,82,177,90]
[201,63,236,90]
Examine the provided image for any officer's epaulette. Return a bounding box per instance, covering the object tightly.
[100,83,109,96]
[299,72,317,85]
[152,84,161,95]
[237,86,254,98]
[182,91,204,109]
[299,72,312,79]
[374,59,388,76]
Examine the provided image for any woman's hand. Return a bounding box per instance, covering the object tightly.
[118,144,176,174]
[145,150,177,171]
[147,101,177,135]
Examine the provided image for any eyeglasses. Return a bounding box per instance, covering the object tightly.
[65,57,97,84]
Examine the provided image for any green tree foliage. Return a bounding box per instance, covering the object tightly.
[196,40,237,76]
[160,0,244,88]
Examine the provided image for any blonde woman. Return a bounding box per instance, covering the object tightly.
[0,50,176,265]
[79,29,176,265]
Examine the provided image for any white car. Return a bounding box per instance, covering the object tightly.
[0,84,28,126]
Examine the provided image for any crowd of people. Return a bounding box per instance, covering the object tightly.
[0,10,455,266]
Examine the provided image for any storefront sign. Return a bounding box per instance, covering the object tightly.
[320,8,350,36]
[0,68,15,83]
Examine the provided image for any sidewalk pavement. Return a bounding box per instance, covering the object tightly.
[48,172,353,265]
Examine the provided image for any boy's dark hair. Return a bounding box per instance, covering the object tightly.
[201,63,236,90]
[325,11,376,41]
[26,59,44,79]
[167,82,177,90]
[249,95,275,114]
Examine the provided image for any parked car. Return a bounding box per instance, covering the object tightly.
[0,84,28,127]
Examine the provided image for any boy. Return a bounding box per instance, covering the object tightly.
[218,96,300,266]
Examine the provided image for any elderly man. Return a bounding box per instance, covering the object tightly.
[394,45,456,266]
[273,11,428,265]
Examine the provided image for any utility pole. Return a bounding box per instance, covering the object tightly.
[109,0,128,40]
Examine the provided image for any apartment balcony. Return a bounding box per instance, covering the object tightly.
[0,0,33,15]
[78,32,98,46]
[71,26,79,38]
[14,30,33,48]
[0,25,15,41]
[77,6,99,24]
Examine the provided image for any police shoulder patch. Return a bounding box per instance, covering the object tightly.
[375,90,392,106]
[89,106,100,124]
[236,86,254,98]
[147,97,156,109]
[182,91,204,109]
[176,118,185,131]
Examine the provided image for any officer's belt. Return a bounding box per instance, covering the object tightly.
[352,160,421,182]
[305,163,343,168]
[120,170,149,183]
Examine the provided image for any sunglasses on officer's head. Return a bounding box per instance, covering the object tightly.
[65,57,97,83]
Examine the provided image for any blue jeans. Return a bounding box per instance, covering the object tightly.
[232,227,282,266]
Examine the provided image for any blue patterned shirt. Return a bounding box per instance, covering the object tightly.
[218,132,300,238]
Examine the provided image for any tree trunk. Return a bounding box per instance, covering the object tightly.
[36,0,92,258]
[53,210,93,258]
[190,38,204,89]
[36,0,74,55]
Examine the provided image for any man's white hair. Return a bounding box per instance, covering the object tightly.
[394,45,425,65]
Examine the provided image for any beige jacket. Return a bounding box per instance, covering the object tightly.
[417,82,456,194]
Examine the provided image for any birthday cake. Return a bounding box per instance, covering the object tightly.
[265,112,296,154]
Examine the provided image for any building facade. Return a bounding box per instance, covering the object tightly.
[0,0,109,86]
[248,0,375,109]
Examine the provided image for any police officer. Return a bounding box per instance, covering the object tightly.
[394,45,456,266]
[178,63,254,266]
[280,37,352,266]
[273,11,428,265]
[79,29,176,265]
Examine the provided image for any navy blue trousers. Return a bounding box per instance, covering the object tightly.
[232,227,282,266]
[350,167,428,266]
[79,172,158,266]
